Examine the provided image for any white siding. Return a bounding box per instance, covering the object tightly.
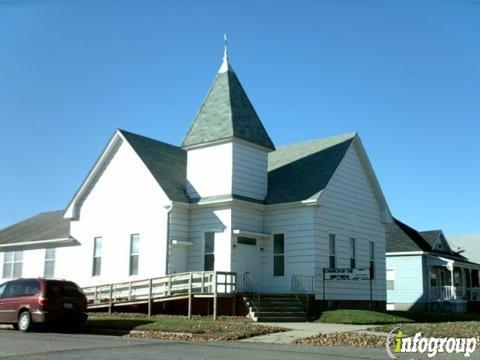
[68,140,171,287]
[262,206,316,293]
[168,205,190,274]
[186,206,232,272]
[315,143,387,301]
[186,143,233,198]
[0,246,79,281]
[232,142,268,200]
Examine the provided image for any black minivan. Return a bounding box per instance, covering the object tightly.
[0,278,88,331]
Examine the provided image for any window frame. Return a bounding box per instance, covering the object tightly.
[44,248,56,278]
[2,251,23,279]
[387,269,395,291]
[203,231,215,271]
[129,234,140,276]
[92,236,103,277]
[273,233,285,277]
[329,234,336,269]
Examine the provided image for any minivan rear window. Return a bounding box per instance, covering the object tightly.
[47,281,82,297]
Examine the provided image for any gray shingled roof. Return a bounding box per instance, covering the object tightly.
[265,133,355,204]
[120,130,356,205]
[182,68,275,150]
[120,130,190,203]
[387,218,432,253]
[419,230,442,247]
[0,210,70,245]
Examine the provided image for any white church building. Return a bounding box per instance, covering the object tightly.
[0,48,393,317]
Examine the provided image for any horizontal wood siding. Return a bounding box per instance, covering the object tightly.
[168,206,190,274]
[386,255,426,305]
[262,206,316,293]
[186,206,232,272]
[315,143,387,301]
[232,142,268,200]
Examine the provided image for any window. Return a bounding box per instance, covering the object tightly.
[237,236,257,246]
[273,234,285,276]
[350,237,356,269]
[204,232,215,271]
[0,283,5,297]
[387,269,395,290]
[44,248,56,278]
[369,241,375,280]
[329,234,336,269]
[92,237,102,276]
[2,251,23,279]
[129,234,140,276]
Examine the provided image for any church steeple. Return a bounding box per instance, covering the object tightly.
[182,37,275,151]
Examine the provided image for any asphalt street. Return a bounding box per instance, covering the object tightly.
[0,329,476,359]
[0,329,390,360]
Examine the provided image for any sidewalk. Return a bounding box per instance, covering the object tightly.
[242,322,375,344]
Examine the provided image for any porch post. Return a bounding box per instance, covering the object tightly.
[450,267,455,300]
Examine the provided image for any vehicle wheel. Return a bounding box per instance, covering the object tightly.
[18,311,32,332]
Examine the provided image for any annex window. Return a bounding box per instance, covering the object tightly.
[387,269,395,291]
[44,248,56,278]
[2,251,23,279]
[369,241,375,280]
[329,234,336,269]
[273,234,285,277]
[237,236,257,246]
[92,237,103,276]
[129,234,140,276]
[350,237,356,269]
[204,232,215,271]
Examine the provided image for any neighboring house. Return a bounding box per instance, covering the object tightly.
[386,219,480,312]
[0,48,393,315]
[448,235,480,265]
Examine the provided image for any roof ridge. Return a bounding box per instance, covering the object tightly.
[275,132,357,150]
[118,129,182,151]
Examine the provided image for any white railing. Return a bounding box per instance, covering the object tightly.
[83,271,237,318]
[292,275,315,294]
[430,286,457,301]
[430,286,480,301]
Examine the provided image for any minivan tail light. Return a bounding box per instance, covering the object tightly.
[38,296,48,308]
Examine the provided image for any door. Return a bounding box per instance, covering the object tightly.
[0,281,23,323]
[236,236,260,287]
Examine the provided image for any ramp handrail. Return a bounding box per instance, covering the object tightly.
[83,271,237,306]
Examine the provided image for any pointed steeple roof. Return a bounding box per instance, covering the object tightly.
[182,39,275,150]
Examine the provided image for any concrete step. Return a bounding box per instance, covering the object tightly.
[256,316,307,322]
[252,311,307,317]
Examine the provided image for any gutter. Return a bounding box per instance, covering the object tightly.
[164,204,173,275]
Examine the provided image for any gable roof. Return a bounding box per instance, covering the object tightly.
[119,130,189,203]
[388,219,468,260]
[265,133,355,204]
[387,218,432,253]
[419,230,442,247]
[182,66,275,150]
[0,210,72,246]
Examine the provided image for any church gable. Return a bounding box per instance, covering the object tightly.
[65,131,172,219]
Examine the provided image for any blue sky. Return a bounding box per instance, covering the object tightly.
[0,0,479,234]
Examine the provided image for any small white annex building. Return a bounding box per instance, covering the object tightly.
[0,48,393,317]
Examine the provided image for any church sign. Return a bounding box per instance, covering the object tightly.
[324,268,370,281]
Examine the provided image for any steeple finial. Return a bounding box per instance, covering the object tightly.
[219,33,230,73]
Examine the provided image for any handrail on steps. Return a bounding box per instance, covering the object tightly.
[291,274,313,315]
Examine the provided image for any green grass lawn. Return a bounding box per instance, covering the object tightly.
[314,309,480,325]
[86,313,284,340]
[373,322,480,338]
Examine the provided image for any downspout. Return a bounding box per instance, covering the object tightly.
[164,204,173,275]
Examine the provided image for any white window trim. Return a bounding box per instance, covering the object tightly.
[44,248,56,278]
[387,268,396,291]
[329,234,336,269]
[92,236,103,277]
[2,250,23,279]
[202,230,217,272]
[350,237,356,269]
[129,234,140,276]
